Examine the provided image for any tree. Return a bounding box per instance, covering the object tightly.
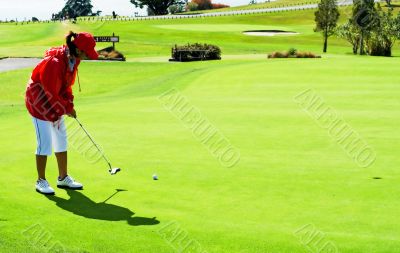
[337,1,400,56]
[56,0,98,19]
[314,0,340,53]
[147,7,155,16]
[130,0,183,15]
[385,0,392,7]
[351,0,377,55]
[336,22,361,54]
[367,5,400,56]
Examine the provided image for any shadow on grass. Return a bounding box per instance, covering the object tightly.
[45,189,159,226]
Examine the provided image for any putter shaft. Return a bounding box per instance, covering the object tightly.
[75,117,113,170]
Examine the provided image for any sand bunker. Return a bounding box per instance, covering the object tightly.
[243,30,299,36]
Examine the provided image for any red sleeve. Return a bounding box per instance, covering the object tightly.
[40,58,74,120]
[62,85,74,112]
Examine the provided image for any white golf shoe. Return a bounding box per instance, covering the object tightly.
[36,179,55,195]
[57,175,83,190]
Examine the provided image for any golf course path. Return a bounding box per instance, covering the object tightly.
[0,58,41,73]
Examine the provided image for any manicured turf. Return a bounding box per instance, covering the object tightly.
[1,6,400,253]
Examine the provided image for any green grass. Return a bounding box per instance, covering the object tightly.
[183,0,320,14]
[182,0,400,14]
[1,7,399,59]
[2,11,323,58]
[1,6,400,253]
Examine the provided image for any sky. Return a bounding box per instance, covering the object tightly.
[0,0,251,21]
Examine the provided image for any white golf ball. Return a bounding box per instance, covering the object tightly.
[152,174,158,180]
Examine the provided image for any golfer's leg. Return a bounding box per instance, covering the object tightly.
[53,118,83,189]
[52,117,68,179]
[55,151,68,179]
[36,155,47,180]
[32,117,52,180]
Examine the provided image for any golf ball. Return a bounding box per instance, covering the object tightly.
[152,174,158,180]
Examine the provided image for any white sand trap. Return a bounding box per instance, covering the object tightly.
[243,30,299,36]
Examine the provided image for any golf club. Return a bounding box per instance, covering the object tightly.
[75,117,121,175]
[102,189,127,203]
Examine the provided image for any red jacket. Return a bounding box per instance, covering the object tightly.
[25,46,80,122]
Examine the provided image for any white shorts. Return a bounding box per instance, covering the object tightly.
[32,117,67,156]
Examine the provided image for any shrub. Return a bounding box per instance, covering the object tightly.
[192,0,212,10]
[169,4,184,14]
[300,52,318,58]
[171,43,221,62]
[288,48,297,57]
[186,2,199,11]
[211,3,230,9]
[366,6,400,57]
[98,46,126,61]
[268,51,288,58]
[268,49,320,59]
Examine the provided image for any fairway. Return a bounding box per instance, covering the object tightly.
[1,4,400,253]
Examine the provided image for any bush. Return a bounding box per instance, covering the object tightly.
[297,52,318,58]
[268,49,320,59]
[186,0,229,11]
[192,0,212,10]
[295,52,305,58]
[288,48,297,57]
[186,2,199,11]
[98,46,126,61]
[268,51,288,58]
[169,5,178,14]
[366,6,400,57]
[211,3,230,9]
[171,43,221,62]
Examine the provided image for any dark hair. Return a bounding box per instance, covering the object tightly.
[66,31,78,57]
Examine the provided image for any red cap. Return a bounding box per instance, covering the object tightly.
[72,32,98,60]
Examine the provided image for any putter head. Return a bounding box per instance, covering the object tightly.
[109,168,121,175]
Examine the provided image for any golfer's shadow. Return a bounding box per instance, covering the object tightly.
[45,190,159,226]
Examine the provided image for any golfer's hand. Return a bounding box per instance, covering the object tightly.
[68,109,77,118]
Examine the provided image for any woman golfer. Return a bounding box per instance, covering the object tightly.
[25,31,98,195]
